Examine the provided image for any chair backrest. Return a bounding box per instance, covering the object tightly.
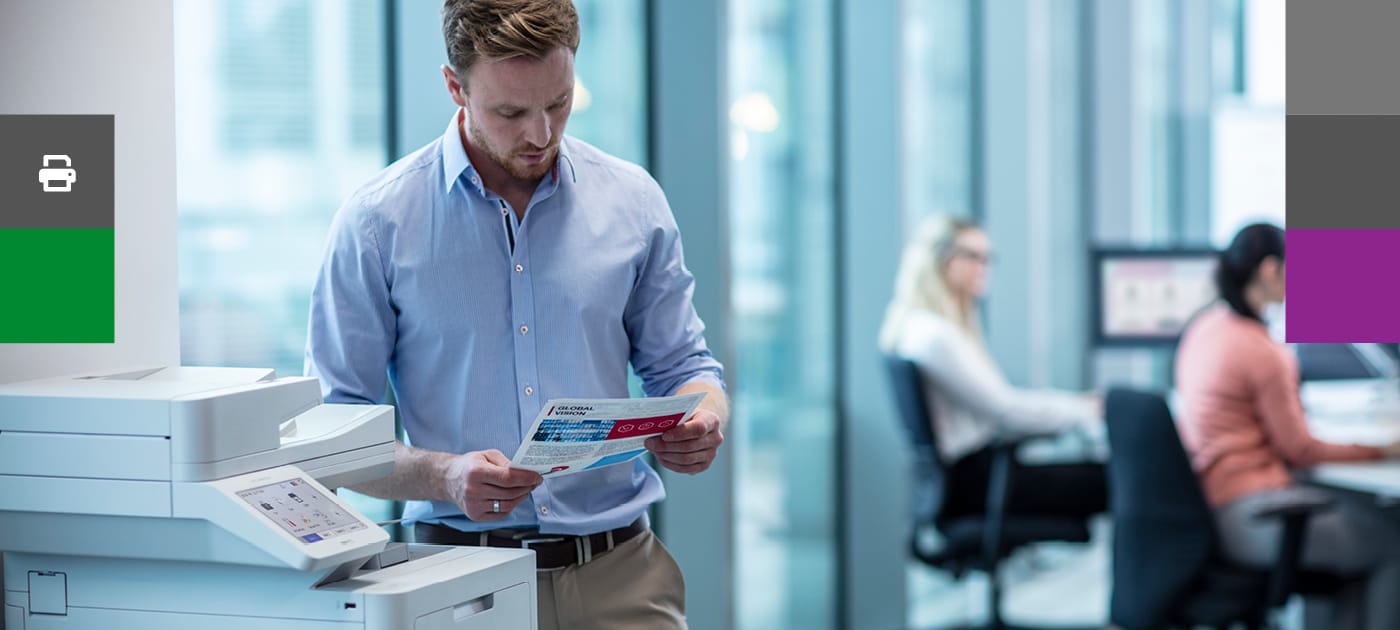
[882,354,948,524]
[1105,388,1217,629]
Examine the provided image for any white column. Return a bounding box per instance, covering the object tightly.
[838,0,909,626]
[0,0,180,384]
[651,2,736,629]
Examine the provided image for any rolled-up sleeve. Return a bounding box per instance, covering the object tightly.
[904,315,1097,436]
[1251,353,1384,467]
[304,199,396,405]
[623,181,725,398]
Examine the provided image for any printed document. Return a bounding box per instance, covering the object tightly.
[509,393,705,477]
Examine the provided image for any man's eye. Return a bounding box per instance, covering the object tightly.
[499,111,523,119]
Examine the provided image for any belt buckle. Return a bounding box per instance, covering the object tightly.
[518,535,580,568]
[518,535,566,549]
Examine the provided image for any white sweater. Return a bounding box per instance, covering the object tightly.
[890,310,1100,463]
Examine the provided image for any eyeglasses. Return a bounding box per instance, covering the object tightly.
[948,247,993,266]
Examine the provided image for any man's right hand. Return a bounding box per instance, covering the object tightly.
[443,449,544,521]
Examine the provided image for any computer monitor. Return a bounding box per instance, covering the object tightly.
[1092,247,1219,346]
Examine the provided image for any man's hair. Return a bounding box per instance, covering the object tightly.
[442,0,580,80]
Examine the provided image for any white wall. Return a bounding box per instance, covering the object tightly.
[0,0,179,385]
[0,2,179,624]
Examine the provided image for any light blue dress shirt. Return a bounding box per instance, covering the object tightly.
[305,111,723,535]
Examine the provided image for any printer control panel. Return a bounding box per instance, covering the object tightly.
[237,477,368,544]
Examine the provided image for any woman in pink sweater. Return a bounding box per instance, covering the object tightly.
[1176,223,1400,630]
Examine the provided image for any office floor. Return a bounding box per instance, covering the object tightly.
[906,517,1310,630]
[906,517,1111,629]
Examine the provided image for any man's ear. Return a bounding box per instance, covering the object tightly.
[442,65,467,108]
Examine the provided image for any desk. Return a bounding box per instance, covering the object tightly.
[1305,462,1400,500]
[1301,378,1400,420]
[1302,379,1400,498]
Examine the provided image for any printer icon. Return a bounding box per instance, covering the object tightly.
[38,154,77,192]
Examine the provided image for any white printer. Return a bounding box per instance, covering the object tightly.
[0,367,535,630]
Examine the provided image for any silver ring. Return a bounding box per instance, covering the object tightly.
[492,499,501,513]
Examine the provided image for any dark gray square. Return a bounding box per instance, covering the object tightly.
[1288,114,1400,230]
[0,115,114,229]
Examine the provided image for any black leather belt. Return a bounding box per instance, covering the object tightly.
[414,517,646,570]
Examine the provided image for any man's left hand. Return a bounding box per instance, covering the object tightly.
[645,408,724,474]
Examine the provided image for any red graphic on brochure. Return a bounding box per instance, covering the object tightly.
[605,413,684,439]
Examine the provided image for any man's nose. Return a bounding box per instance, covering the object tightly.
[524,111,552,148]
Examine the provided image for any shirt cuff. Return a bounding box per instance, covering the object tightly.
[674,371,726,394]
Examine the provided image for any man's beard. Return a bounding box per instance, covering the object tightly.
[468,115,557,182]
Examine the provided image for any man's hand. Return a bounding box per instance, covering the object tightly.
[645,408,725,474]
[443,449,544,521]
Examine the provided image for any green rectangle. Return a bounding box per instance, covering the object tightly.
[0,229,114,343]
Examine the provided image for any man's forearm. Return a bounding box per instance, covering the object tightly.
[675,379,729,429]
[346,441,453,501]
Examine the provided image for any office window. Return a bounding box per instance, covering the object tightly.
[900,3,980,621]
[220,1,315,152]
[569,0,647,167]
[1133,0,1178,240]
[729,1,838,628]
[1122,0,1284,248]
[903,0,977,224]
[175,0,388,378]
[1211,0,1284,246]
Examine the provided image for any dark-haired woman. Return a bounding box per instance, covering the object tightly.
[1176,223,1400,630]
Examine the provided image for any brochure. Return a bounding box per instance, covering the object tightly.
[509,392,705,477]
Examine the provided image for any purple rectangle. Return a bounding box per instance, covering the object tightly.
[1287,229,1400,342]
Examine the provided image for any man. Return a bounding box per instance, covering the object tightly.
[304,1,727,628]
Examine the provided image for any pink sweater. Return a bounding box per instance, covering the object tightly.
[1174,306,1385,507]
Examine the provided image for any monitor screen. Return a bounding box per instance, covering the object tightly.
[237,477,367,544]
[1094,248,1219,345]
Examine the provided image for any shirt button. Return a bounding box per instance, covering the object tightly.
[520,325,529,335]
[501,208,509,216]
[540,505,549,516]
[471,176,480,185]
[515,264,523,273]
[525,386,534,396]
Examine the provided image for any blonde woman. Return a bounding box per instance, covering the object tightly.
[880,215,1104,521]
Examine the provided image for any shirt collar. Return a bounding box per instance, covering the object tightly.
[440,108,578,198]
[441,109,473,195]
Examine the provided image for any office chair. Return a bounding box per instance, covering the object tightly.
[884,355,1094,630]
[1104,388,1350,630]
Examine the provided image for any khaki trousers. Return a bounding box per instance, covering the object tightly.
[536,530,687,630]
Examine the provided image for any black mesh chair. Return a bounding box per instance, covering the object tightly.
[884,355,1093,630]
[1105,388,1350,630]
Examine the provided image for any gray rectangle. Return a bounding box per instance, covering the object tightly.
[0,115,113,229]
[1290,0,1400,115]
[1288,115,1400,229]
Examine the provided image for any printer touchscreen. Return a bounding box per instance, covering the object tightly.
[237,478,368,544]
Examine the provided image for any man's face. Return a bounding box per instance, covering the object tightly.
[446,46,575,183]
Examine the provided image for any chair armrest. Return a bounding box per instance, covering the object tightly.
[1249,486,1335,521]
[992,430,1064,451]
[1250,487,1336,607]
[979,434,1080,564]
[980,442,1015,565]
